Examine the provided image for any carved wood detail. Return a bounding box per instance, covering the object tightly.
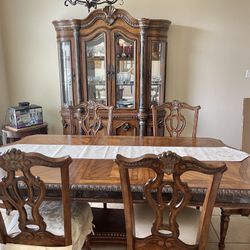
[80,6,139,28]
[53,8,171,136]
[69,101,114,136]
[0,149,73,246]
[116,151,227,249]
[6,180,250,207]
[152,100,201,137]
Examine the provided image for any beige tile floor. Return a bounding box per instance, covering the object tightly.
[0,204,249,250]
[90,204,250,250]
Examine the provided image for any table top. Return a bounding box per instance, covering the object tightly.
[10,135,250,207]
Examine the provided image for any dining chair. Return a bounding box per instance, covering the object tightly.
[151,100,201,137]
[116,151,227,250]
[69,100,114,211]
[69,100,114,136]
[0,148,93,250]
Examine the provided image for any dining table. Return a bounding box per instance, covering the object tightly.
[1,134,250,248]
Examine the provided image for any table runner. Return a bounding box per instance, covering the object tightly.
[0,144,249,162]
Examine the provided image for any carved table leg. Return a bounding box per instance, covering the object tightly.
[219,208,250,250]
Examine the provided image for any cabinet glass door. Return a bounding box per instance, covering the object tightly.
[115,34,136,109]
[86,33,107,104]
[59,41,73,106]
[151,41,166,105]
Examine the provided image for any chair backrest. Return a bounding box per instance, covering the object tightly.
[151,100,201,137]
[116,151,227,250]
[0,149,73,247]
[69,100,114,136]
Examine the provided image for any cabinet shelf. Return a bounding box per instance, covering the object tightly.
[116,56,134,61]
[87,56,105,61]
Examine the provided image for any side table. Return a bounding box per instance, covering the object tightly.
[1,123,48,145]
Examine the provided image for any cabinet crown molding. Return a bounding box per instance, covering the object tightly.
[53,6,171,30]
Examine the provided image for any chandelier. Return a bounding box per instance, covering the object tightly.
[64,0,124,12]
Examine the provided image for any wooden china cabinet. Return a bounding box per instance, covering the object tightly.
[53,6,171,136]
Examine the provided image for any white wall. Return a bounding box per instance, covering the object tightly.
[1,0,250,148]
[0,13,9,130]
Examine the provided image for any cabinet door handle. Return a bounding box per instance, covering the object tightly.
[106,70,111,80]
[110,71,115,80]
[109,65,115,80]
[158,120,164,127]
[62,119,69,129]
[122,123,131,131]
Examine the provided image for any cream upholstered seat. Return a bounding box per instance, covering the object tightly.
[4,201,93,250]
[133,204,215,245]
[0,149,93,250]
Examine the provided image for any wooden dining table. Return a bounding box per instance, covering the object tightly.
[2,134,250,248]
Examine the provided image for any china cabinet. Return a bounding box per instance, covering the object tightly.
[53,6,171,135]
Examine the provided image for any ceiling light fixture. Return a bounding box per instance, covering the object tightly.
[64,0,124,12]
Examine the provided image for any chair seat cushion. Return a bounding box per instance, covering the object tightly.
[133,204,213,245]
[4,201,93,250]
[5,244,73,250]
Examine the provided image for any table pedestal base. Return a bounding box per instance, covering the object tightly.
[90,207,127,245]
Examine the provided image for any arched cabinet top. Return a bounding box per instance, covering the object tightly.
[53,6,171,31]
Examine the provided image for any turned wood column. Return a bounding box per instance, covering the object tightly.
[73,24,82,105]
[138,19,150,136]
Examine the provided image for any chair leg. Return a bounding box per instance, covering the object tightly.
[218,208,230,250]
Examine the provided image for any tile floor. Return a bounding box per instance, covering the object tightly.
[0,204,249,250]
[90,204,250,250]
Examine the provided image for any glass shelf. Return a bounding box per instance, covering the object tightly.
[115,34,136,109]
[151,41,166,105]
[86,33,107,105]
[59,41,73,106]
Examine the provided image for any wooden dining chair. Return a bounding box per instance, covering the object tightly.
[151,100,201,137]
[69,100,114,210]
[116,151,227,250]
[0,149,93,250]
[69,100,114,136]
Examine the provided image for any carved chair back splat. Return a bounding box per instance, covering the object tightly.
[69,100,114,136]
[0,149,73,247]
[152,100,201,137]
[116,151,227,250]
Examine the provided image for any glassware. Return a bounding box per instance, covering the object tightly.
[59,41,73,106]
[151,41,166,105]
[115,34,136,109]
[86,33,107,104]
